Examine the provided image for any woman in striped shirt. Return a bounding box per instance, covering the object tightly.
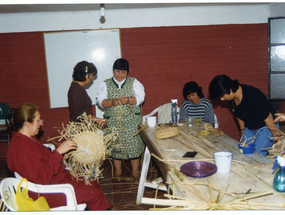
[179,81,215,127]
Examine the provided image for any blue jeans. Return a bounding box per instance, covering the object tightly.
[240,122,279,156]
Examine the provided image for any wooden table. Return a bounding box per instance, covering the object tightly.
[136,123,285,210]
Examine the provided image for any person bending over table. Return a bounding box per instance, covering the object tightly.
[68,61,106,126]
[208,74,279,156]
[6,103,111,210]
[96,58,145,183]
[179,81,215,127]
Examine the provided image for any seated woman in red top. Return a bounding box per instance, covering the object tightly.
[6,103,111,210]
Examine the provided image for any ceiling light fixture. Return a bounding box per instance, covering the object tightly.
[99,4,106,24]
[100,4,105,17]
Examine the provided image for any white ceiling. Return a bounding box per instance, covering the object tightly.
[0,3,271,14]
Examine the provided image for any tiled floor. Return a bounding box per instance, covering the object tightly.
[0,141,167,211]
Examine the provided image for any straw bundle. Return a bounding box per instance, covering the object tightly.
[141,177,285,210]
[48,112,117,184]
[192,117,203,127]
[175,129,219,158]
[198,130,210,137]
[265,128,285,159]
[155,127,179,139]
[198,123,223,137]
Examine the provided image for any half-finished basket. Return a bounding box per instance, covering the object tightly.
[155,127,179,139]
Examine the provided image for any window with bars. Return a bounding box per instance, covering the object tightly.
[269,17,285,100]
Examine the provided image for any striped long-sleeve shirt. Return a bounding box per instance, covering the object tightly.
[179,97,215,127]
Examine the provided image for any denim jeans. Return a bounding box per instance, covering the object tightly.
[240,122,279,156]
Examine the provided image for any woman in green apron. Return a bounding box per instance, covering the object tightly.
[96,58,145,182]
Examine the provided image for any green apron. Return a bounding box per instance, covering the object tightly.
[103,77,144,160]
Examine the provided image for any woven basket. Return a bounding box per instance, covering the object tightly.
[72,130,104,164]
[155,127,179,139]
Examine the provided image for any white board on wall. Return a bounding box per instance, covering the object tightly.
[44,29,121,118]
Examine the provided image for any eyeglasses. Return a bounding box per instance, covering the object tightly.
[35,119,44,124]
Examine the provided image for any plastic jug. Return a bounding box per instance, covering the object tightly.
[272,156,285,192]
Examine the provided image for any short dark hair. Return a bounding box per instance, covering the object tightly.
[113,58,129,74]
[72,61,97,82]
[183,81,204,100]
[208,74,240,100]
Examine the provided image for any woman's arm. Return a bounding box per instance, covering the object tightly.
[204,104,215,127]
[236,117,245,137]
[264,112,279,138]
[133,79,145,106]
[8,137,65,185]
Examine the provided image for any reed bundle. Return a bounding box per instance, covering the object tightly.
[197,123,223,137]
[192,117,203,127]
[268,128,285,158]
[174,129,219,158]
[141,179,284,210]
[48,112,116,184]
[197,130,211,137]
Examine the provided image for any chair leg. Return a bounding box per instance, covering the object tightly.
[136,147,151,205]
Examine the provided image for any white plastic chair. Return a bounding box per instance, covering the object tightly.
[43,143,55,151]
[7,173,86,211]
[142,103,218,128]
[142,103,180,124]
[136,147,167,205]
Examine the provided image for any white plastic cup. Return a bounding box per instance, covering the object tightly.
[147,116,157,128]
[213,151,233,173]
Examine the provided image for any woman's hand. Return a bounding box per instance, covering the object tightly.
[102,97,135,108]
[95,118,108,127]
[120,97,129,105]
[99,120,108,127]
[112,97,129,105]
[265,113,279,138]
[56,140,77,155]
[88,115,108,127]
[274,113,285,123]
[111,98,120,106]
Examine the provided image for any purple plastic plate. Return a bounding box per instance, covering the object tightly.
[180,161,217,178]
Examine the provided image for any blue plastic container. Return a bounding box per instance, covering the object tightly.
[273,156,285,192]
[238,143,255,154]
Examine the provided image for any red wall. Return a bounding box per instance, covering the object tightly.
[0,24,271,144]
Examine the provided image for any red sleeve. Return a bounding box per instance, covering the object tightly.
[7,133,66,185]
